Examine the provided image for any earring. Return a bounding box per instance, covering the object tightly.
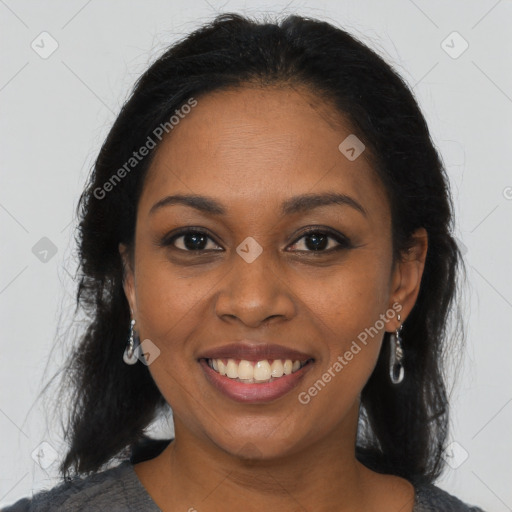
[389,313,404,384]
[123,319,139,365]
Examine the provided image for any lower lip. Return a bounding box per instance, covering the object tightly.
[199,359,313,404]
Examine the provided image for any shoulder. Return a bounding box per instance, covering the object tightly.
[414,482,486,512]
[1,460,160,512]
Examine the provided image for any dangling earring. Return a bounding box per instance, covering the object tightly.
[123,319,139,365]
[389,313,404,384]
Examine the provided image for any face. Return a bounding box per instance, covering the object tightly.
[121,85,426,460]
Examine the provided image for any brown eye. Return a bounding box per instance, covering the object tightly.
[288,228,352,253]
[162,229,223,252]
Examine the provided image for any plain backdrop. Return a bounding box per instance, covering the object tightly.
[1,1,511,510]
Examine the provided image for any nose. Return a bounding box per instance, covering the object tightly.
[213,247,296,328]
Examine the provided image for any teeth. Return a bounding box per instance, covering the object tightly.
[207,358,308,383]
[238,360,254,380]
[270,359,284,378]
[226,359,238,378]
[254,360,271,381]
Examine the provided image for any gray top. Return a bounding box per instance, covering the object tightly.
[2,459,485,512]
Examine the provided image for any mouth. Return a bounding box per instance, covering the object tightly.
[197,342,315,403]
[202,357,313,383]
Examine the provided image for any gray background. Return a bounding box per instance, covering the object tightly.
[1,0,511,510]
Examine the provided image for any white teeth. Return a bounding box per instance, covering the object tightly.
[253,360,271,381]
[238,360,254,380]
[226,359,238,378]
[270,359,284,378]
[207,357,308,382]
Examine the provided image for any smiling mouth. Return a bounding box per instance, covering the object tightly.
[202,357,314,384]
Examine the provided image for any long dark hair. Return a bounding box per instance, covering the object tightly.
[48,13,465,485]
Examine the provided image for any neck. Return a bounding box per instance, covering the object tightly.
[141,404,383,511]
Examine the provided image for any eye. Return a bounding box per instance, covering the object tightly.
[159,226,352,254]
[162,229,222,252]
[287,227,352,253]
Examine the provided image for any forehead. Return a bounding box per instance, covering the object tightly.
[139,86,389,222]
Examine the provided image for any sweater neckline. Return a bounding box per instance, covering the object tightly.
[120,458,423,511]
[119,459,162,511]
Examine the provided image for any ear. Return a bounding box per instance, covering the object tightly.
[119,243,137,318]
[386,227,428,331]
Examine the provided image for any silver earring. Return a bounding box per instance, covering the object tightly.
[389,313,404,384]
[123,319,139,365]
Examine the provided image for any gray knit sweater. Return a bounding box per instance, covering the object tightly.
[2,459,486,512]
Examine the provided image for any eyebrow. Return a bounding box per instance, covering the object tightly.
[149,192,367,217]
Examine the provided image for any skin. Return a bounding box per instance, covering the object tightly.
[120,85,428,512]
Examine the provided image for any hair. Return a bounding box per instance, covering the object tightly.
[51,12,465,486]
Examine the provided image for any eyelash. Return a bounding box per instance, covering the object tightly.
[158,226,353,255]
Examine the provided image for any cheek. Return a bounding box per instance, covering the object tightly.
[131,254,211,410]
[298,247,392,389]
[304,248,391,331]
[132,251,214,344]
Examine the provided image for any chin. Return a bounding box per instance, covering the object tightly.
[208,427,306,462]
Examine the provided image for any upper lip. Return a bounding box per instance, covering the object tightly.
[199,342,314,362]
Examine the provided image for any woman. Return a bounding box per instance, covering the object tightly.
[3,12,485,512]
